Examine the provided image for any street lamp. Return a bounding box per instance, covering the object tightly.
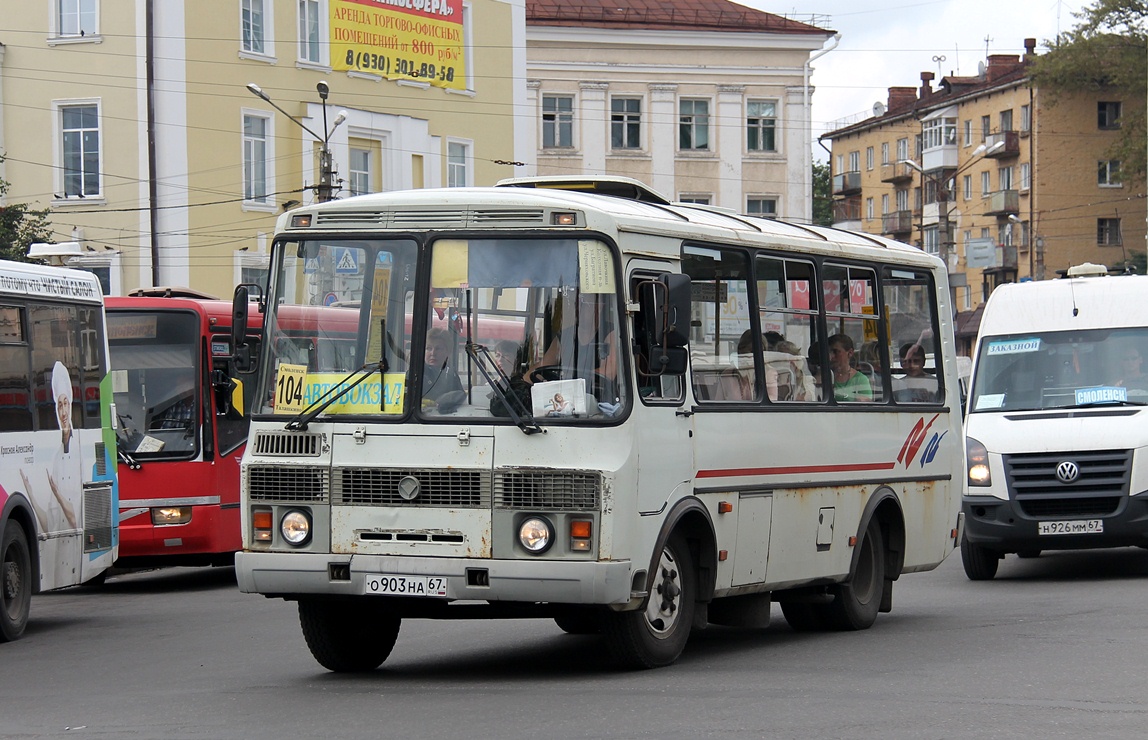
[246,82,348,202]
[899,139,1005,272]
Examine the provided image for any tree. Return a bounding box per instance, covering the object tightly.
[811,160,833,227]
[0,159,53,262]
[1028,0,1147,183]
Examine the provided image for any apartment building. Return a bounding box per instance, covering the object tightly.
[0,0,526,298]
[822,38,1147,343]
[524,0,835,223]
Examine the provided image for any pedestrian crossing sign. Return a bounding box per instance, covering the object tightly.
[334,247,359,274]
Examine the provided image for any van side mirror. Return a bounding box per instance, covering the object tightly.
[638,274,691,375]
[232,285,252,373]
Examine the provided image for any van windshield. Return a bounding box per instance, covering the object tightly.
[969,327,1148,412]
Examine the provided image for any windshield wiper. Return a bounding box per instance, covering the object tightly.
[465,342,542,435]
[1062,399,1147,410]
[285,362,382,431]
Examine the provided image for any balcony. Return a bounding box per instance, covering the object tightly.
[983,189,1020,217]
[882,210,914,236]
[831,197,861,226]
[832,171,862,195]
[880,162,915,184]
[983,131,1020,158]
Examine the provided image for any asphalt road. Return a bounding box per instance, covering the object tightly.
[4,546,1148,739]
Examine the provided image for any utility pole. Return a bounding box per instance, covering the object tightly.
[246,82,347,203]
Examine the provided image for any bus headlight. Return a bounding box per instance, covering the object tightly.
[152,507,191,525]
[967,436,992,487]
[280,510,312,546]
[518,517,554,554]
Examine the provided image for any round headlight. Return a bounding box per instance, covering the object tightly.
[518,516,554,554]
[280,510,312,545]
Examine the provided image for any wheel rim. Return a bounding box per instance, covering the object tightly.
[643,544,683,636]
[4,547,23,619]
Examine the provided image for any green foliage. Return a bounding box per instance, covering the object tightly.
[1029,0,1147,183]
[811,160,833,226]
[0,160,53,263]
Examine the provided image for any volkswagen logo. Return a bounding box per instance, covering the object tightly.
[397,475,421,501]
[1055,461,1080,484]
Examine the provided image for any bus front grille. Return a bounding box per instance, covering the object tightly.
[248,465,330,502]
[334,468,490,507]
[252,431,322,457]
[83,483,113,553]
[494,470,601,511]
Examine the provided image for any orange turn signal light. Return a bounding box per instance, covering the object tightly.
[570,520,592,539]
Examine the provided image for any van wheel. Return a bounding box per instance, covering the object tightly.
[601,531,695,669]
[823,519,886,631]
[1,520,32,642]
[961,537,1000,580]
[298,600,400,672]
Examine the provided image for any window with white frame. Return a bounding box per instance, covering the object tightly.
[611,98,641,150]
[447,140,469,187]
[962,174,972,200]
[1020,162,1031,190]
[60,103,101,198]
[923,116,956,149]
[1098,160,1122,186]
[962,120,971,146]
[895,188,908,212]
[1098,101,1121,129]
[865,197,874,220]
[298,0,322,64]
[981,171,991,196]
[835,153,844,173]
[243,113,270,204]
[895,138,908,162]
[865,147,874,170]
[881,194,889,215]
[542,95,573,148]
[242,0,268,55]
[980,115,991,141]
[678,194,711,205]
[1020,104,1031,132]
[57,0,98,37]
[746,197,776,216]
[349,147,372,196]
[847,150,860,172]
[1098,218,1121,245]
[999,109,1013,132]
[881,142,889,165]
[746,100,776,152]
[679,99,710,150]
[923,226,939,255]
[998,166,1013,191]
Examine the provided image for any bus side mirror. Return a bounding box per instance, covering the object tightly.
[639,274,691,375]
[232,285,252,373]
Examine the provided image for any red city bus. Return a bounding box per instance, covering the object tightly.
[106,296,260,566]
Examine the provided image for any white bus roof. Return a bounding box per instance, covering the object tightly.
[978,273,1148,336]
[0,259,104,303]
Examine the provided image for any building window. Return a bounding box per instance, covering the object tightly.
[243,113,270,203]
[835,153,844,173]
[980,115,991,141]
[865,147,874,171]
[349,147,372,196]
[962,120,972,146]
[678,194,711,205]
[60,103,100,198]
[998,166,1013,191]
[298,0,322,64]
[896,189,908,212]
[611,98,641,150]
[746,197,776,216]
[746,100,776,152]
[241,0,267,55]
[447,140,469,187]
[895,138,908,162]
[923,226,939,255]
[679,99,710,150]
[848,150,860,172]
[881,142,889,165]
[865,197,874,220]
[922,117,956,149]
[962,175,972,201]
[1098,160,1122,186]
[980,171,991,196]
[1098,101,1121,129]
[999,109,1013,132]
[881,194,889,215]
[1098,218,1122,246]
[1020,104,1031,132]
[1020,162,1031,190]
[542,95,573,148]
[58,0,97,37]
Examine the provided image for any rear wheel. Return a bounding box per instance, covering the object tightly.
[1,520,32,642]
[823,519,886,631]
[554,608,601,635]
[298,600,400,672]
[601,531,695,669]
[779,601,829,632]
[961,537,1000,580]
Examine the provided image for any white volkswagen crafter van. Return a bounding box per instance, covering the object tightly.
[962,264,1148,579]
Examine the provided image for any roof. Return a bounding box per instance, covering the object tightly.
[525,0,832,34]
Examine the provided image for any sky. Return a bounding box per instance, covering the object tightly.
[737,0,1081,159]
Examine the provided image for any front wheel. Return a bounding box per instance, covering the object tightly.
[298,600,400,672]
[961,537,1000,580]
[601,531,695,669]
[1,520,32,642]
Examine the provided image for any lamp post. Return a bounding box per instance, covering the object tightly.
[246,82,347,202]
[899,139,1005,273]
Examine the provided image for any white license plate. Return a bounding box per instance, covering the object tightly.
[1037,519,1104,536]
[364,574,448,597]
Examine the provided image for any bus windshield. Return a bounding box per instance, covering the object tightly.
[258,236,627,423]
[107,310,200,458]
[969,327,1148,412]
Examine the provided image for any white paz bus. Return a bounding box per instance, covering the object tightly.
[0,261,117,641]
[233,177,965,670]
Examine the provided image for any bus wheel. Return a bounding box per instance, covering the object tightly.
[824,519,886,631]
[779,601,828,632]
[1,520,32,642]
[961,537,1000,580]
[554,608,601,635]
[601,531,695,669]
[298,599,400,672]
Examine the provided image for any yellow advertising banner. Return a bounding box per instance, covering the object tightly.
[273,368,406,415]
[331,0,466,90]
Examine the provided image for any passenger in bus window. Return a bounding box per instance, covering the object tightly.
[893,343,938,402]
[771,340,816,401]
[828,333,872,402]
[423,327,463,403]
